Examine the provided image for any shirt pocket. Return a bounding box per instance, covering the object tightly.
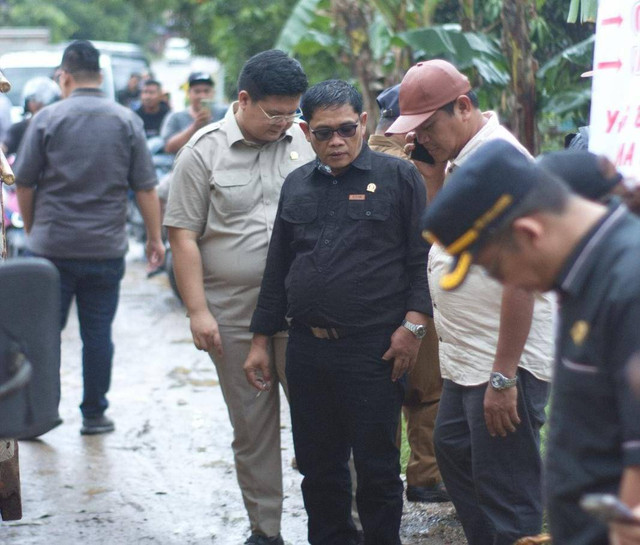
[212,170,253,213]
[281,199,318,245]
[347,196,392,244]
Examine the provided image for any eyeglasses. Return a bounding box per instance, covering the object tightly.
[258,104,301,124]
[310,122,359,142]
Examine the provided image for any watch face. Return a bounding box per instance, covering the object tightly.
[491,374,503,388]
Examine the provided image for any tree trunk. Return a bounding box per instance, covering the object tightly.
[459,0,475,31]
[331,0,379,135]
[500,0,538,154]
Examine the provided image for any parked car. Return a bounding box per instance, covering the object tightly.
[0,48,116,123]
[86,41,151,93]
[164,37,191,64]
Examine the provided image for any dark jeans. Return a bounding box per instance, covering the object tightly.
[286,327,404,545]
[434,369,549,545]
[49,257,125,418]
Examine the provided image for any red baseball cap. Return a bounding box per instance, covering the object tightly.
[385,60,471,135]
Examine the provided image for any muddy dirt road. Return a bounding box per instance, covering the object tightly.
[1,246,464,545]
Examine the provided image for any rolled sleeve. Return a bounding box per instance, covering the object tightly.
[163,146,211,235]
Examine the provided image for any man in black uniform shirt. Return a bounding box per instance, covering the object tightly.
[420,140,640,545]
[243,80,431,545]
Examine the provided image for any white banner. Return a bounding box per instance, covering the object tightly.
[589,0,640,178]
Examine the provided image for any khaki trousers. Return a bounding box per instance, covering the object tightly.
[400,317,443,487]
[213,325,288,537]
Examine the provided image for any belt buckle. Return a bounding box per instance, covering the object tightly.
[310,326,340,339]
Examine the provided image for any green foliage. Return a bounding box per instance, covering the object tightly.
[3,1,76,42]
[568,0,598,23]
[3,0,171,48]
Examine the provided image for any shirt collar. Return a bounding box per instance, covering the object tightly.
[555,202,628,295]
[449,111,500,171]
[225,101,294,148]
[315,140,372,177]
[70,88,105,98]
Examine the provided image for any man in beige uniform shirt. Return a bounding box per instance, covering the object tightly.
[368,84,448,503]
[386,60,555,545]
[163,50,313,545]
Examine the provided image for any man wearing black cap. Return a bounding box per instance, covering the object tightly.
[368,84,448,504]
[422,139,640,545]
[160,71,224,154]
[386,60,555,545]
[537,149,640,215]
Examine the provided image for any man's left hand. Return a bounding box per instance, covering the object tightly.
[610,503,640,545]
[484,385,520,437]
[382,326,421,382]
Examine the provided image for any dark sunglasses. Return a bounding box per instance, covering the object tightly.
[310,122,359,142]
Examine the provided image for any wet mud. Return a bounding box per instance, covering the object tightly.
[1,245,465,544]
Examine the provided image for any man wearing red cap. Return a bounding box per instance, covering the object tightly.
[387,60,555,545]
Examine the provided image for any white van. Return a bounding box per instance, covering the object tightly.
[0,48,116,122]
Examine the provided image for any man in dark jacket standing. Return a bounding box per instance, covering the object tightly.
[244,80,430,545]
[15,40,164,435]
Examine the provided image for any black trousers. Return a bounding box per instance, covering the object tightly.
[286,327,404,545]
[434,369,549,545]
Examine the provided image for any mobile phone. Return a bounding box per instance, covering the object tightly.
[580,493,640,525]
[200,98,214,110]
[410,142,435,164]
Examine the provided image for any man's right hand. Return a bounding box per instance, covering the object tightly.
[403,131,446,201]
[193,107,211,130]
[243,335,272,392]
[189,309,223,357]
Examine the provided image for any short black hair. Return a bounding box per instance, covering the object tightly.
[439,89,479,115]
[237,49,308,101]
[143,79,161,89]
[300,80,363,122]
[61,40,100,80]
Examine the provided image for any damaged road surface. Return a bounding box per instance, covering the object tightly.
[1,246,464,545]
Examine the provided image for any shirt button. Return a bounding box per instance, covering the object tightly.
[324,239,330,245]
[433,303,437,308]
[332,180,338,185]
[365,210,371,216]
[265,199,271,205]
[329,210,335,216]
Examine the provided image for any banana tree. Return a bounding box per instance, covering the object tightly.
[567,0,598,23]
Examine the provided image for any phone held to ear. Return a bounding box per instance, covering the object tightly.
[410,142,435,165]
[580,494,640,525]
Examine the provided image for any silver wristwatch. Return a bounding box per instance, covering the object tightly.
[402,319,426,340]
[489,372,518,390]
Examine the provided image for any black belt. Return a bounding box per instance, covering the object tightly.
[293,322,361,340]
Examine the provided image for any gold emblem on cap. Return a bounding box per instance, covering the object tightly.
[290,151,299,160]
[570,320,589,346]
[366,183,377,193]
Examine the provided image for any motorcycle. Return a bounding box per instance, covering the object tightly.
[1,179,26,258]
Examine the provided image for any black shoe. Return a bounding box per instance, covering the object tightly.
[244,534,284,545]
[80,415,115,435]
[406,482,450,503]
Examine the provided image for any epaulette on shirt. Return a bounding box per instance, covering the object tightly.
[187,120,223,148]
